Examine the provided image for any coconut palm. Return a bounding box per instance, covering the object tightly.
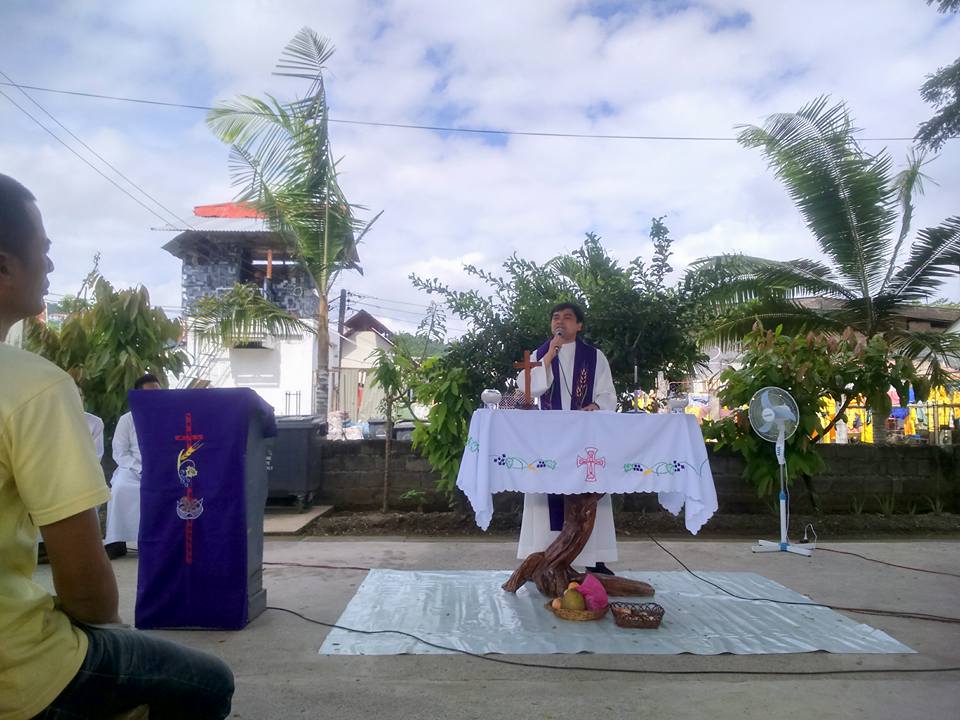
[695,97,960,442]
[207,27,380,415]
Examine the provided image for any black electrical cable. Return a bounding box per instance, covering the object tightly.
[261,545,960,625]
[265,605,960,677]
[0,70,194,230]
[263,561,371,571]
[817,546,960,579]
[0,81,938,144]
[0,89,184,228]
[646,535,960,624]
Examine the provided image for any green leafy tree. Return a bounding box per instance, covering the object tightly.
[25,277,187,437]
[207,27,381,416]
[191,283,313,348]
[703,323,921,500]
[696,97,960,442]
[409,225,705,492]
[916,0,960,151]
[368,306,447,508]
[413,227,706,409]
[410,361,474,495]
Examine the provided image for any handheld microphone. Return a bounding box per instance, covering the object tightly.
[555,328,564,338]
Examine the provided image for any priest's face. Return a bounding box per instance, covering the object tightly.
[0,200,53,326]
[551,308,582,342]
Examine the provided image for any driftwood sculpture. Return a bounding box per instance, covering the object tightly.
[502,492,654,598]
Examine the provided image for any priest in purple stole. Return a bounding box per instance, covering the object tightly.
[515,302,618,572]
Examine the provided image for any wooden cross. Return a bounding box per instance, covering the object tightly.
[513,351,542,408]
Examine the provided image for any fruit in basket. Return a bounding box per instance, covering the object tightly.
[560,588,586,611]
[551,598,562,610]
[567,581,580,591]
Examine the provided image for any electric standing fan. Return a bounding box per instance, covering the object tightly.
[748,386,815,556]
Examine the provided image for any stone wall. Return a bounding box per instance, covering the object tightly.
[316,439,439,509]
[179,246,319,318]
[313,438,960,514]
[181,246,242,311]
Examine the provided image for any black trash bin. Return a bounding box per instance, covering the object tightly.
[267,416,326,510]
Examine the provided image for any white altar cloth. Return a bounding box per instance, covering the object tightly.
[456,409,718,534]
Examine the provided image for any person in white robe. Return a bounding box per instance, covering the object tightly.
[84,412,104,460]
[104,373,161,557]
[515,302,619,572]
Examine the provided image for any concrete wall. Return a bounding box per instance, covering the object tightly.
[313,439,960,514]
[317,439,438,508]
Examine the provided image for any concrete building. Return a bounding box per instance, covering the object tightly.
[163,203,395,420]
[331,309,395,421]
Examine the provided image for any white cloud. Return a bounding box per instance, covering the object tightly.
[1,0,957,331]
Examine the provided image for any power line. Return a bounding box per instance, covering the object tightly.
[0,81,938,143]
[349,291,433,309]
[0,70,193,230]
[0,88,183,228]
[349,299,434,317]
[347,303,467,334]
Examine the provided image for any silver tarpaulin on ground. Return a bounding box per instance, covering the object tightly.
[319,570,914,656]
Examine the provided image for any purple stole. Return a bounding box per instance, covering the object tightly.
[533,337,598,530]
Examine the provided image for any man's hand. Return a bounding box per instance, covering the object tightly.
[41,508,121,625]
[581,403,600,411]
[543,333,565,362]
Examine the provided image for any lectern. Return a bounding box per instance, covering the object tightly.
[129,388,276,630]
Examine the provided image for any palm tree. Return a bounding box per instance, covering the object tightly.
[696,97,960,442]
[207,28,381,415]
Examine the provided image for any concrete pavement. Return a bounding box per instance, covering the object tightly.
[34,538,960,719]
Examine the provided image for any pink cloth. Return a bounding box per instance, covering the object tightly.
[578,573,609,611]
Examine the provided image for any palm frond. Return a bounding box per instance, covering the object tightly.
[887,217,960,302]
[881,149,933,293]
[697,298,851,347]
[191,284,314,348]
[691,254,856,307]
[206,95,294,147]
[274,28,335,91]
[736,97,899,310]
[887,329,960,388]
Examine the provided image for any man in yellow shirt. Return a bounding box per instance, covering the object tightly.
[0,173,234,719]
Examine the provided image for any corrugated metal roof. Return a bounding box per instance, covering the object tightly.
[154,215,273,233]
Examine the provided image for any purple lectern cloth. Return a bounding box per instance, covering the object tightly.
[130,388,276,629]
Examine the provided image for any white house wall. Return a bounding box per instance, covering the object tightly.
[182,325,324,417]
[339,329,394,369]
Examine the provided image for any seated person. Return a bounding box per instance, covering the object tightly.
[0,173,234,718]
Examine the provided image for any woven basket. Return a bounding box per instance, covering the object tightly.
[544,601,609,622]
[609,602,665,629]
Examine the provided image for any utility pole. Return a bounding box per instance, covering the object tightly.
[335,288,347,410]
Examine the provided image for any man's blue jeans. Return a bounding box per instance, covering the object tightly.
[34,624,234,719]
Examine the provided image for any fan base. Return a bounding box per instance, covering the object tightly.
[752,539,815,556]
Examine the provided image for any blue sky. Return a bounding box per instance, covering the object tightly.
[1,0,958,334]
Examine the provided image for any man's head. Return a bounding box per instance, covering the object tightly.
[0,174,53,335]
[134,373,162,391]
[549,302,584,343]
